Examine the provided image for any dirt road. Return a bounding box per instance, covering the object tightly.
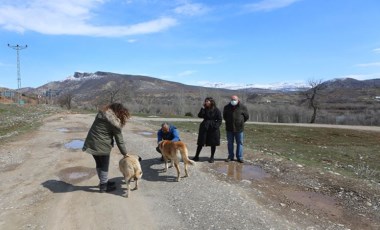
[0,113,378,229]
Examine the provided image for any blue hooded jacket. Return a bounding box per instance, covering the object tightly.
[157,125,180,144]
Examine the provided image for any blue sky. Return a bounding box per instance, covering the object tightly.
[1,0,380,89]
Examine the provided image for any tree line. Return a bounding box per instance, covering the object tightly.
[54,80,379,126]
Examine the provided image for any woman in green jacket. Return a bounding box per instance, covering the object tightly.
[82,103,130,193]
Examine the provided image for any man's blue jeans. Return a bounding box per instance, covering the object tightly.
[227,131,244,160]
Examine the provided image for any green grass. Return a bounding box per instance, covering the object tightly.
[250,125,379,173]
[0,104,62,143]
[146,120,380,181]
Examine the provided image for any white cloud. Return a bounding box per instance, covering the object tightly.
[244,0,301,12]
[373,48,380,54]
[127,39,137,43]
[0,0,177,37]
[174,2,209,16]
[356,62,380,67]
[178,70,197,77]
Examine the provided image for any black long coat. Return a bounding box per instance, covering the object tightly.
[197,107,222,146]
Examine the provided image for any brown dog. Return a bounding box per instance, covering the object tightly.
[119,154,143,198]
[158,140,195,182]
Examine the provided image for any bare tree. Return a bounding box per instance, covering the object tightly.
[239,88,248,104]
[107,87,121,104]
[103,81,126,104]
[304,79,325,123]
[199,87,208,102]
[176,88,186,115]
[58,93,74,110]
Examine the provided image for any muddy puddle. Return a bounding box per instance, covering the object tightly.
[57,127,86,133]
[64,140,84,149]
[57,166,96,184]
[211,162,271,181]
[133,130,155,138]
[284,190,343,218]
[57,128,69,132]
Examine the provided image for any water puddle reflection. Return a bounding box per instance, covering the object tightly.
[57,127,86,133]
[58,166,96,184]
[139,131,154,136]
[212,162,271,181]
[133,130,155,138]
[57,128,69,132]
[284,190,343,217]
[64,140,84,149]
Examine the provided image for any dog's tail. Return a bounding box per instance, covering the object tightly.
[179,144,195,166]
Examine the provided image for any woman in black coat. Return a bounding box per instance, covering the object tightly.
[193,97,222,163]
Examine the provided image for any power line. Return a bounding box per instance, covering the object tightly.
[8,44,28,89]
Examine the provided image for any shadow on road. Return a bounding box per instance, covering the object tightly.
[139,157,183,182]
[41,180,99,193]
[41,179,127,197]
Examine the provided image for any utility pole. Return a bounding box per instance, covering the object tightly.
[8,44,28,89]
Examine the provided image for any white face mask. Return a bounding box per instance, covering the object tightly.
[230,100,238,106]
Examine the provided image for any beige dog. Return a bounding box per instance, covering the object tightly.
[158,140,195,182]
[119,154,143,198]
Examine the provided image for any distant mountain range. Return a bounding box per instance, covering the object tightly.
[1,71,379,125]
[66,72,380,92]
[199,81,310,91]
[68,72,310,92]
[2,70,380,107]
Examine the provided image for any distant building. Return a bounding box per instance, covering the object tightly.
[1,91,15,98]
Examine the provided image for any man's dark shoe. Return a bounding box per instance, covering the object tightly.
[208,157,214,163]
[225,158,233,162]
[237,159,244,163]
[192,156,199,161]
[99,181,116,193]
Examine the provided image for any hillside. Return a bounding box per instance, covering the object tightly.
[2,72,380,125]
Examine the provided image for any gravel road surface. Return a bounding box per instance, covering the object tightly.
[0,113,378,229]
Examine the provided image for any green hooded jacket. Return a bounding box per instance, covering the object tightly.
[82,108,128,156]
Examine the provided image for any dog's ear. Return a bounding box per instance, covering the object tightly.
[138,156,142,162]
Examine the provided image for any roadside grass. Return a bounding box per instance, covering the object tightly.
[147,120,380,182]
[0,104,62,144]
[250,124,380,181]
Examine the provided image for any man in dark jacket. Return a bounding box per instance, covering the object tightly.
[156,122,180,160]
[223,95,249,163]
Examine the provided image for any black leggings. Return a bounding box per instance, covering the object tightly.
[196,145,216,155]
[92,155,110,172]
